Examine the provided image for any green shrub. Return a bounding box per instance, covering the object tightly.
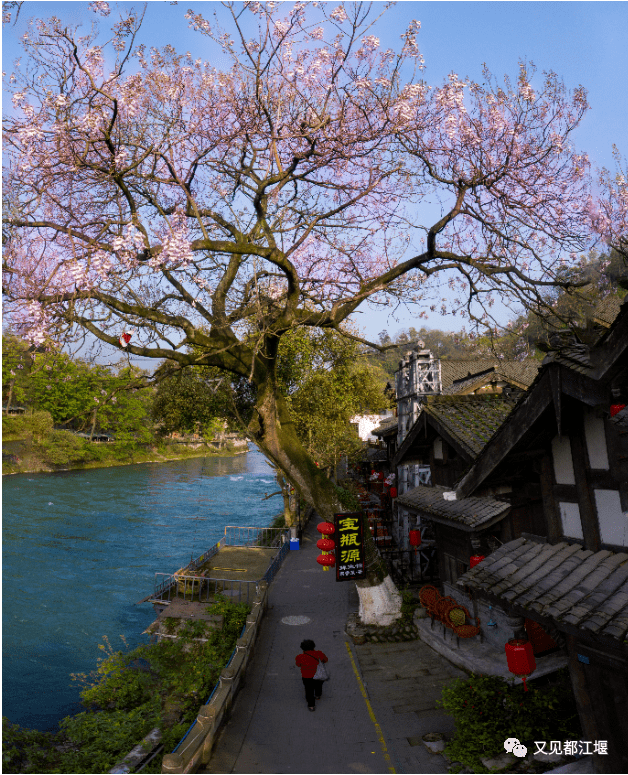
[3,596,252,773]
[34,431,92,466]
[334,483,362,512]
[437,669,581,772]
[30,411,54,441]
[2,414,27,439]
[2,716,61,774]
[59,702,161,774]
[2,411,54,442]
[400,588,419,623]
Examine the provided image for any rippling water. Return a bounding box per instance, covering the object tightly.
[2,447,280,731]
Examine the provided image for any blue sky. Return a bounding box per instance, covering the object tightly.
[3,1,627,344]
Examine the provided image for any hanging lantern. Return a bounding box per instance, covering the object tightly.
[610,404,626,417]
[389,486,398,499]
[316,523,336,570]
[316,553,336,570]
[409,529,422,547]
[119,331,133,348]
[505,638,536,691]
[469,555,485,568]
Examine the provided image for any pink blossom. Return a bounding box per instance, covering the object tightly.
[330,6,349,23]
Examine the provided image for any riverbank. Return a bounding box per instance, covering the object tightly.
[3,448,286,770]
[2,436,248,476]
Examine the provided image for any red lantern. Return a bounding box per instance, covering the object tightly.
[505,638,536,691]
[316,554,336,567]
[389,486,397,499]
[317,522,335,536]
[378,471,384,481]
[469,555,486,568]
[610,404,626,417]
[409,529,422,547]
[316,537,335,552]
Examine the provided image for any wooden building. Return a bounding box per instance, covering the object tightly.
[451,297,628,774]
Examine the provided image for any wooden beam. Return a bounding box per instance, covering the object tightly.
[569,419,601,553]
[539,452,562,543]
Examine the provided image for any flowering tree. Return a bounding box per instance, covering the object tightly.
[592,148,628,261]
[2,2,610,621]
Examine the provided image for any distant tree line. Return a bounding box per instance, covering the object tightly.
[371,250,626,380]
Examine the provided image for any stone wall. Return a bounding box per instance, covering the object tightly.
[159,583,268,774]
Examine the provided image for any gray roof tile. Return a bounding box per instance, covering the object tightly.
[440,360,540,392]
[457,538,628,642]
[397,484,509,528]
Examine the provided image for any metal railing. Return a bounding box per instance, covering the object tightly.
[152,572,260,604]
[379,545,437,586]
[223,525,287,548]
[262,539,290,585]
[187,541,222,571]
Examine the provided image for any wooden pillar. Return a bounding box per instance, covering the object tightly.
[539,452,562,542]
[569,426,601,552]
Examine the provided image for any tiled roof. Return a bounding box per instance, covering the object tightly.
[541,343,593,376]
[397,484,510,529]
[440,360,540,392]
[367,448,388,462]
[592,295,623,328]
[422,394,518,458]
[372,417,398,436]
[457,537,628,642]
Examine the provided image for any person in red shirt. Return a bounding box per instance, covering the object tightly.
[295,639,328,711]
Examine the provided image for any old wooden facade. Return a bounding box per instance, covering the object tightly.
[451,299,628,774]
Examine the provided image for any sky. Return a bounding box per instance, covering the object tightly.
[3,1,628,352]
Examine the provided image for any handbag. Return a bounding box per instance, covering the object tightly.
[312,654,329,681]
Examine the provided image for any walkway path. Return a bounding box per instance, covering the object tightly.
[201,517,464,774]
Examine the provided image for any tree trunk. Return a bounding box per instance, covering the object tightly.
[249,384,401,626]
[6,379,15,413]
[278,473,294,527]
[89,407,97,441]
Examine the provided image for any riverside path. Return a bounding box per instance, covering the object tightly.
[200,516,464,774]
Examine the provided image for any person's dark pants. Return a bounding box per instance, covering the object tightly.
[302,677,324,706]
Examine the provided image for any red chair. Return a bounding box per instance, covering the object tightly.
[442,601,481,647]
[418,585,441,629]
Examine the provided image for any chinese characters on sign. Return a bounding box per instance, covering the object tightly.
[334,512,366,581]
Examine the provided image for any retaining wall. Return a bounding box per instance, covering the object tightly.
[160,582,269,774]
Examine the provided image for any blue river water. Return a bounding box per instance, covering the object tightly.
[2,447,280,732]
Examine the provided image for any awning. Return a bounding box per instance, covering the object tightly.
[397,484,510,531]
[457,536,628,644]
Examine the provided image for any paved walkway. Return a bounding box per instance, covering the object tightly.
[201,517,464,774]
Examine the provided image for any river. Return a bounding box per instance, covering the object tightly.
[2,447,280,732]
